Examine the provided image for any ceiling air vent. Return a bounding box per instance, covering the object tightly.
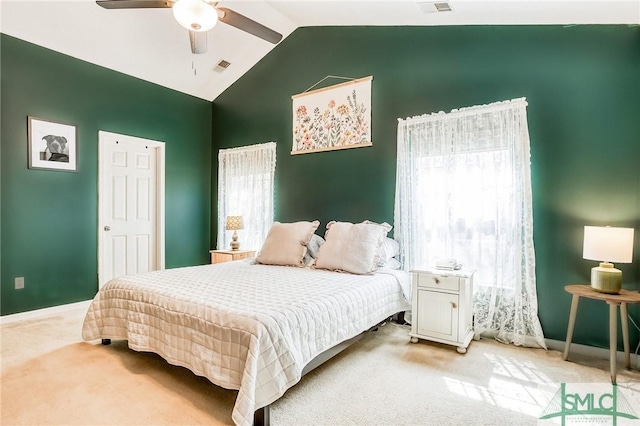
[213,59,231,73]
[434,2,452,12]
[418,1,452,13]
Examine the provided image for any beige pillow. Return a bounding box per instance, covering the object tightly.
[255,220,320,267]
[314,221,392,275]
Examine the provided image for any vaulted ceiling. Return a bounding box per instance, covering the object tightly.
[1,1,638,101]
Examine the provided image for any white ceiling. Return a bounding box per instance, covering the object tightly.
[1,0,638,101]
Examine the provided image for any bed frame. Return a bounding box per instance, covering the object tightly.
[100,312,405,426]
[253,330,367,425]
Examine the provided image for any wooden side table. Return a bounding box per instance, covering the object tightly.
[210,249,255,264]
[563,284,640,384]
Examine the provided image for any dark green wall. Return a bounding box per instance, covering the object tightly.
[1,34,212,315]
[2,26,638,351]
[212,26,640,349]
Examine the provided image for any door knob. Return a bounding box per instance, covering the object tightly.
[104,226,111,231]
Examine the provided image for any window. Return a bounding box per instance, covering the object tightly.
[217,142,276,251]
[395,98,546,348]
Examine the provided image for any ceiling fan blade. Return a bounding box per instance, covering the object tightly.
[96,0,171,9]
[189,31,207,54]
[216,7,282,44]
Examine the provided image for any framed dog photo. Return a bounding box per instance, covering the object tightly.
[27,116,78,172]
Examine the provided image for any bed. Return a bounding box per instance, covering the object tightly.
[82,220,410,426]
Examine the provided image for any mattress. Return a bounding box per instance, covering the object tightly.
[82,259,411,426]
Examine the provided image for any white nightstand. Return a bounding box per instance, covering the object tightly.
[210,249,255,264]
[409,267,476,353]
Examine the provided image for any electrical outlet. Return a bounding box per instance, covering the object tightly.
[15,277,24,290]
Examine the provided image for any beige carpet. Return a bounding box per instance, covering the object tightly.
[2,305,640,425]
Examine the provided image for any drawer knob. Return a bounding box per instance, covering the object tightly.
[451,302,457,308]
[434,278,440,284]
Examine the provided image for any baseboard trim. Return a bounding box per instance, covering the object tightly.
[545,337,640,369]
[0,300,92,325]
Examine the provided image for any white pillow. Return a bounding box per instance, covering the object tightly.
[382,257,402,270]
[378,237,400,266]
[314,221,392,275]
[255,220,320,267]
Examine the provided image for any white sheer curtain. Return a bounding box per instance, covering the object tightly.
[395,98,546,348]
[217,142,276,252]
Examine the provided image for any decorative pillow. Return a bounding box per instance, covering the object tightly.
[255,220,320,267]
[307,233,325,258]
[360,221,399,266]
[314,221,392,275]
[303,233,325,266]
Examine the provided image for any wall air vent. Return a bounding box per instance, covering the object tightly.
[213,59,231,73]
[418,1,452,13]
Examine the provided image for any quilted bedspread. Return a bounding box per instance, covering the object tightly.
[82,259,411,426]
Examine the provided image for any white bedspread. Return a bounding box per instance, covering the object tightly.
[82,260,410,426]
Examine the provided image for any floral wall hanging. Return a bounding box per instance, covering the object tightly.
[291,76,372,155]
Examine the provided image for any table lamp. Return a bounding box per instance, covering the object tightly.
[582,226,634,294]
[226,216,244,251]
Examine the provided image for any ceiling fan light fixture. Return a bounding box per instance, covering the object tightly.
[172,0,218,32]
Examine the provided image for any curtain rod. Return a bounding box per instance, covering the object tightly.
[398,97,528,123]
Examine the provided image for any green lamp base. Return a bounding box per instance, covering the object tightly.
[590,263,622,294]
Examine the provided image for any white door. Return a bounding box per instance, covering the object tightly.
[98,131,165,288]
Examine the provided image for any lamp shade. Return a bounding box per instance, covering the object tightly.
[583,226,634,294]
[583,226,634,263]
[172,0,218,32]
[226,216,244,231]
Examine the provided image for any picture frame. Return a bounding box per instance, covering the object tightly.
[291,76,373,155]
[27,116,78,172]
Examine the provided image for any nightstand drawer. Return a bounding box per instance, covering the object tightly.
[210,250,255,264]
[417,273,460,292]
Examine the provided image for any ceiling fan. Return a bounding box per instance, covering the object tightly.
[96,0,283,54]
